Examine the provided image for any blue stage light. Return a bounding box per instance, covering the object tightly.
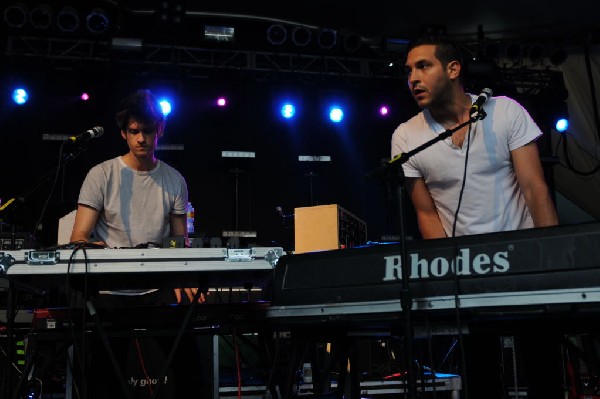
[12,88,29,105]
[555,118,569,133]
[328,106,344,123]
[159,99,172,116]
[281,103,296,119]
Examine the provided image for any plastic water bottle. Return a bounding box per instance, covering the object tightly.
[186,202,195,235]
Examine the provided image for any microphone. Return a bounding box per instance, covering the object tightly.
[470,88,493,115]
[69,126,104,143]
[275,206,284,217]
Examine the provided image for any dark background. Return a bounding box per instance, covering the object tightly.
[0,64,420,249]
[0,0,584,249]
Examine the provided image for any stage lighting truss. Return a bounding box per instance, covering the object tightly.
[3,2,114,36]
[477,40,566,67]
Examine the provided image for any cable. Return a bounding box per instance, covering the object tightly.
[134,338,155,397]
[449,119,474,399]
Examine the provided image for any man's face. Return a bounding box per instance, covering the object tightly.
[404,44,452,109]
[121,118,162,158]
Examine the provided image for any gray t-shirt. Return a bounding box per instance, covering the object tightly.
[77,156,188,248]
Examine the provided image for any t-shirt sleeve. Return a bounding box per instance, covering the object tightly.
[505,97,543,151]
[77,165,105,212]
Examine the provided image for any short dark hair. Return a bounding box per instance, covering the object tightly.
[407,33,463,68]
[115,89,165,132]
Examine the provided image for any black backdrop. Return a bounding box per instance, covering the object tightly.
[0,67,423,249]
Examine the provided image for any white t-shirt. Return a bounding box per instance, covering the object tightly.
[391,95,542,236]
[77,156,188,248]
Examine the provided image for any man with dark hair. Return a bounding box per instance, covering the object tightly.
[71,89,186,253]
[392,34,558,238]
[391,34,562,399]
[70,88,201,304]
[69,89,203,398]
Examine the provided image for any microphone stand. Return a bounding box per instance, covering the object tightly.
[0,141,89,399]
[365,110,486,399]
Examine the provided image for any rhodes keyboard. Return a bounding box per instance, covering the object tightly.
[0,247,283,292]
[269,222,600,325]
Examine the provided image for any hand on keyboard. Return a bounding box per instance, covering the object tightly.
[174,287,207,304]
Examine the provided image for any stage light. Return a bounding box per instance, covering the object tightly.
[80,92,90,101]
[342,31,361,53]
[555,118,569,132]
[280,103,296,119]
[266,24,287,45]
[4,3,28,29]
[12,88,29,105]
[204,25,235,42]
[483,41,501,60]
[549,47,567,66]
[292,26,311,47]
[159,99,172,116]
[155,0,185,28]
[86,8,110,34]
[379,105,389,116]
[328,106,344,123]
[28,4,52,30]
[504,42,523,61]
[56,6,79,32]
[217,97,227,107]
[317,29,337,50]
[111,37,143,52]
[527,43,545,63]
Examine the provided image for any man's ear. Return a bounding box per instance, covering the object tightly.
[447,60,461,80]
[120,130,127,140]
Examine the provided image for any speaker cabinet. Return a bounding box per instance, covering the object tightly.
[294,204,367,254]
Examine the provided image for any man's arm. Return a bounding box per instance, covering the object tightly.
[511,142,559,227]
[169,213,189,247]
[406,177,447,239]
[69,204,102,244]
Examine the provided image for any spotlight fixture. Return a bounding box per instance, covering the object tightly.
[28,4,52,30]
[549,47,567,66]
[342,31,362,53]
[86,8,110,34]
[527,43,545,63]
[292,26,311,47]
[155,0,185,28]
[4,2,28,28]
[56,6,79,32]
[266,24,287,45]
[204,25,235,42]
[504,42,523,61]
[482,41,501,60]
[111,37,143,51]
[317,28,337,50]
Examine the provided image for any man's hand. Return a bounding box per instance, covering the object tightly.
[174,288,207,304]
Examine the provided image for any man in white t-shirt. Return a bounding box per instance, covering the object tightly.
[391,35,558,239]
[391,33,561,399]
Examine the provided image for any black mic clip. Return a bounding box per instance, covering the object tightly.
[469,88,493,121]
[472,108,487,121]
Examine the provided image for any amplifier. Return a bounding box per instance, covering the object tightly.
[0,232,36,251]
[293,204,367,254]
